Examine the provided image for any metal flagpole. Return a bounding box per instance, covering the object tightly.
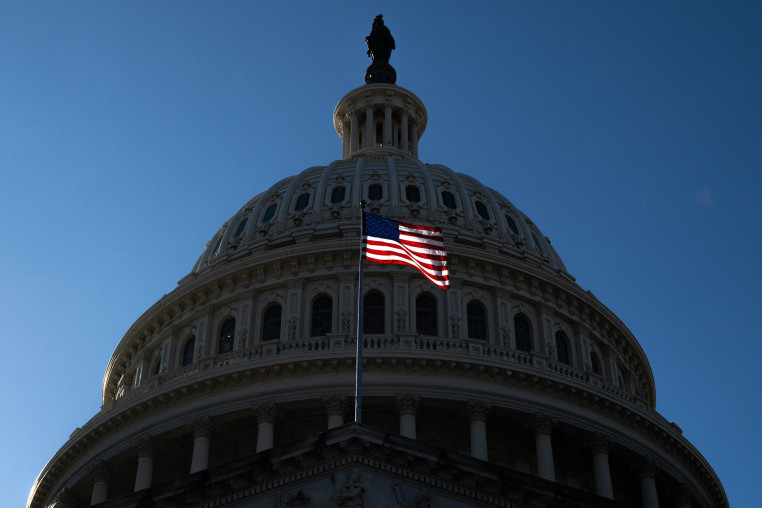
[355,201,366,423]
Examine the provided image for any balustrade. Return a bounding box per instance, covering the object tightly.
[113,334,634,407]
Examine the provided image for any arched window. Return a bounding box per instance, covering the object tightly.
[467,301,487,340]
[442,191,457,209]
[555,331,570,365]
[363,292,385,334]
[182,336,196,366]
[330,186,346,204]
[294,192,310,211]
[262,303,283,340]
[514,315,532,352]
[311,295,332,336]
[219,318,235,354]
[368,183,383,201]
[505,214,519,235]
[475,201,490,221]
[590,351,601,375]
[262,304,282,341]
[406,185,421,203]
[375,121,383,145]
[416,293,438,336]
[234,217,248,239]
[262,203,277,223]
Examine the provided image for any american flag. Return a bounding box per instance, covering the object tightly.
[362,213,449,289]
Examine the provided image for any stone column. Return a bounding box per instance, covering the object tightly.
[400,111,409,152]
[410,121,419,157]
[254,403,277,452]
[133,437,155,492]
[340,120,349,159]
[638,457,660,508]
[590,433,613,499]
[383,103,393,146]
[350,112,359,154]
[364,103,374,147]
[533,414,555,482]
[89,462,109,505]
[395,394,421,439]
[190,416,212,474]
[467,400,492,461]
[323,396,348,429]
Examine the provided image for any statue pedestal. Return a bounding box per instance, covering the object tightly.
[365,61,396,84]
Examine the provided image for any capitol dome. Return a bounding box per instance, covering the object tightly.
[29,18,726,508]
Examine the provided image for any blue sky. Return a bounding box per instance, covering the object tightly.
[2,2,760,506]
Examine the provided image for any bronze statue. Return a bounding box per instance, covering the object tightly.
[364,15,396,84]
[365,14,395,63]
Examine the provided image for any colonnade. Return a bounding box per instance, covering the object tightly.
[342,106,420,158]
[84,397,672,508]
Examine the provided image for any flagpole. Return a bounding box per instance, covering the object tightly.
[355,201,366,423]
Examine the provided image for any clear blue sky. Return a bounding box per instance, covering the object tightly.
[2,2,760,506]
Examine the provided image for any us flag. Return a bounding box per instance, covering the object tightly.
[362,212,449,289]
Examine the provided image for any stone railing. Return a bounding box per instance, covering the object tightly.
[117,334,633,406]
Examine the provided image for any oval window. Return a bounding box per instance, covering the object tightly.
[262,203,277,223]
[505,214,519,235]
[442,191,457,209]
[406,185,421,203]
[294,192,310,211]
[331,186,346,204]
[234,217,248,238]
[368,184,383,201]
[475,201,490,220]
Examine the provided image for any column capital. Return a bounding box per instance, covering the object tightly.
[638,456,659,479]
[54,487,76,508]
[134,436,156,460]
[466,400,492,423]
[253,402,278,424]
[532,414,554,437]
[590,432,610,455]
[90,461,110,484]
[675,483,693,506]
[395,394,421,416]
[192,416,213,439]
[323,395,349,417]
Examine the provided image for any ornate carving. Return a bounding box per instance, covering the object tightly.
[254,402,278,424]
[287,315,298,340]
[90,461,110,484]
[135,436,155,460]
[323,396,348,417]
[237,327,248,349]
[275,489,311,507]
[395,394,421,416]
[466,400,492,423]
[590,433,609,455]
[638,456,658,479]
[326,469,365,507]
[449,314,461,338]
[340,309,352,335]
[396,308,407,332]
[193,416,212,439]
[532,414,553,437]
[392,483,433,508]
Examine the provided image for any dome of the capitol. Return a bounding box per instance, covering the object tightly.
[29,16,727,508]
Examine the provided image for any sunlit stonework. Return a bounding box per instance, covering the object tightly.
[29,18,726,508]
